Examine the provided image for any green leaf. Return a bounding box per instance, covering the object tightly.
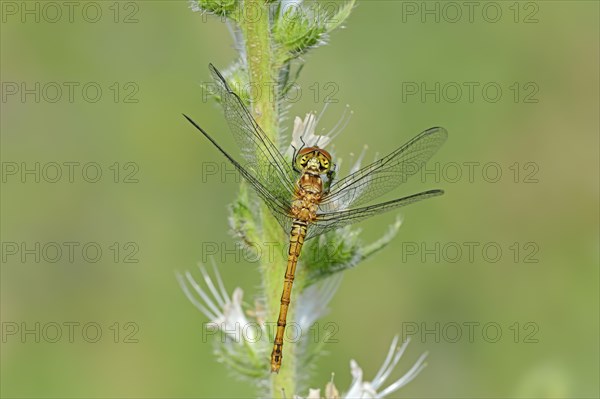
[302,217,402,286]
[272,1,356,61]
[324,0,356,32]
[303,226,362,285]
[273,6,326,59]
[193,0,238,18]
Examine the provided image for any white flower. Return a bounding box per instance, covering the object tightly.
[344,336,427,398]
[176,262,265,345]
[286,106,352,159]
[177,262,272,378]
[296,336,427,399]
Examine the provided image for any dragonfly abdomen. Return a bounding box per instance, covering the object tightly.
[271,171,322,372]
[270,220,308,373]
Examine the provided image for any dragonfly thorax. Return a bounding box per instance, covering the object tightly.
[291,171,324,222]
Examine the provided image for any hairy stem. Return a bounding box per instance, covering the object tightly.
[242,0,277,140]
[240,1,297,397]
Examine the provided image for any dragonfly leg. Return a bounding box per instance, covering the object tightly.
[291,143,302,173]
[323,165,337,194]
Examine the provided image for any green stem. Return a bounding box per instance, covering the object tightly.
[240,1,298,397]
[242,0,277,140]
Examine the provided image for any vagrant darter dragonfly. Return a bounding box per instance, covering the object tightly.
[184,64,447,373]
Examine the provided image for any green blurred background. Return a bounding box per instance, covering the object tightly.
[1,1,598,398]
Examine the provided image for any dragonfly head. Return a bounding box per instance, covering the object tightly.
[295,147,333,175]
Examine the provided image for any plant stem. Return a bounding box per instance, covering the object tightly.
[242,0,277,141]
[240,1,297,397]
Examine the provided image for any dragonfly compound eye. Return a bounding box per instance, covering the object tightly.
[317,154,331,172]
[295,155,308,170]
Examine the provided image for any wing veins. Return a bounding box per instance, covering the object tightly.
[322,127,447,208]
[183,114,291,217]
[209,65,296,195]
[305,189,444,239]
[317,190,444,222]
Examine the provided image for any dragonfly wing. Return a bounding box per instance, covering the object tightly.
[307,189,444,239]
[184,114,293,232]
[319,127,447,212]
[208,64,298,204]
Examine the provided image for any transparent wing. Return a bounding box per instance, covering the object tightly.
[208,64,298,204]
[307,189,443,239]
[319,127,448,212]
[183,114,294,234]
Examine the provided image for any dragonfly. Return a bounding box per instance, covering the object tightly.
[183,64,447,373]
